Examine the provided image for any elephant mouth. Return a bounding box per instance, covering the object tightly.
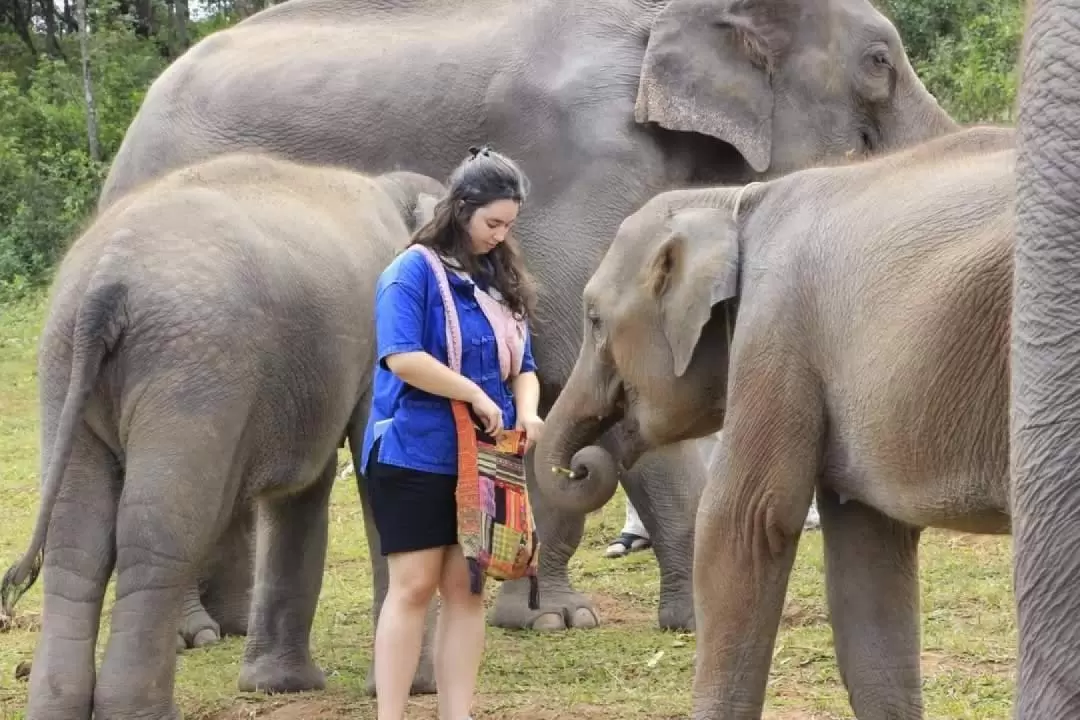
[616,387,651,472]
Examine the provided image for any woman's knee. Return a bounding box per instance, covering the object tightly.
[438,547,484,605]
[387,548,444,608]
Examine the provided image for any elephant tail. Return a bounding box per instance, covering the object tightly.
[1,268,126,623]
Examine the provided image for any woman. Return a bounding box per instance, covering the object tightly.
[360,145,544,720]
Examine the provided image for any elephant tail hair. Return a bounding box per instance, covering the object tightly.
[1,269,127,624]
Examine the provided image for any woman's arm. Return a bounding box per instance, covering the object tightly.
[385,351,487,405]
[512,371,541,420]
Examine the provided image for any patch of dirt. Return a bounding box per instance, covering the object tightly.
[921,650,1014,679]
[205,697,359,720]
[475,703,652,719]
[780,602,827,628]
[589,592,655,626]
[203,695,686,720]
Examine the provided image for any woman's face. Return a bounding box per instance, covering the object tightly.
[466,198,520,255]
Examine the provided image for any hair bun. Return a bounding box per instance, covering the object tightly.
[468,144,493,159]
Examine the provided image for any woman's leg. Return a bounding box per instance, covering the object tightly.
[434,546,487,720]
[376,546,446,720]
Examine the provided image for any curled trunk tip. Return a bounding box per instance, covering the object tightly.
[539,443,621,515]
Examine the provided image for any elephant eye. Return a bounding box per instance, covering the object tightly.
[870,49,892,70]
[586,311,603,339]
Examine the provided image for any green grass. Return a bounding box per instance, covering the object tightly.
[0,295,1017,719]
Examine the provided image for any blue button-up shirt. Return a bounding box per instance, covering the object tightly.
[361,248,537,476]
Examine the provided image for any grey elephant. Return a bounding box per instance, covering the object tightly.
[93,0,956,676]
[1010,0,1080,716]
[535,124,1018,719]
[0,153,444,720]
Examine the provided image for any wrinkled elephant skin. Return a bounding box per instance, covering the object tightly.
[96,0,955,638]
[555,125,1020,719]
[0,157,444,720]
[1010,0,1080,716]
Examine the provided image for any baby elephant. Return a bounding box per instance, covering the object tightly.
[536,124,1017,720]
[0,153,443,720]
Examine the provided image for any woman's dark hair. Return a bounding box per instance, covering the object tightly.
[410,145,538,319]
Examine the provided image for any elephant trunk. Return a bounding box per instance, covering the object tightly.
[534,356,622,515]
[880,61,960,151]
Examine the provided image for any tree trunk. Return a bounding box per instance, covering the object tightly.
[175,0,189,51]
[4,0,38,59]
[76,0,101,163]
[63,0,76,32]
[39,0,63,57]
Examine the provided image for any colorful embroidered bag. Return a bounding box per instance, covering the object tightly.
[409,244,541,609]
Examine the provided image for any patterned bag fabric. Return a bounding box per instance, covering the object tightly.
[409,244,541,609]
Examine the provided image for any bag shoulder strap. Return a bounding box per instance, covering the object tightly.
[406,244,463,373]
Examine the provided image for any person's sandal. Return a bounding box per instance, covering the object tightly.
[604,532,652,558]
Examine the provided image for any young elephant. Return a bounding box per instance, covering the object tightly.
[0,154,444,720]
[534,124,1016,719]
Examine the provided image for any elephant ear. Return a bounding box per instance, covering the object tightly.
[635,0,793,174]
[645,207,740,377]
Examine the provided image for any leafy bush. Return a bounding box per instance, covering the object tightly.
[879,0,1024,123]
[0,20,169,301]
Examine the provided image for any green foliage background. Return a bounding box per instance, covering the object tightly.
[0,0,1025,301]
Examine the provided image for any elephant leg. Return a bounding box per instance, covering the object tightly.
[94,446,230,720]
[201,504,255,637]
[176,582,221,651]
[489,451,597,631]
[817,487,923,719]
[175,506,253,651]
[25,428,119,720]
[237,459,330,695]
[237,458,333,694]
[690,373,821,720]
[612,436,703,631]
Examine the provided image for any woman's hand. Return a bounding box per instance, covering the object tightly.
[470,390,504,437]
[516,413,545,450]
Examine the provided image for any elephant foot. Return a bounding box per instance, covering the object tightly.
[362,658,437,697]
[92,696,181,720]
[238,655,325,694]
[176,609,221,652]
[489,584,599,631]
[657,596,695,632]
[202,590,251,638]
[176,629,220,653]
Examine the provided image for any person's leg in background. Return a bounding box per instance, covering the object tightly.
[804,493,821,530]
[604,496,652,558]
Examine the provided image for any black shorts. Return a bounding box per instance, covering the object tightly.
[365,437,459,555]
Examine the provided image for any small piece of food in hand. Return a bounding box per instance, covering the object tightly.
[551,466,577,478]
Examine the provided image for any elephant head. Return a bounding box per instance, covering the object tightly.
[634,0,957,176]
[1010,0,1080,715]
[375,171,446,232]
[535,187,747,513]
